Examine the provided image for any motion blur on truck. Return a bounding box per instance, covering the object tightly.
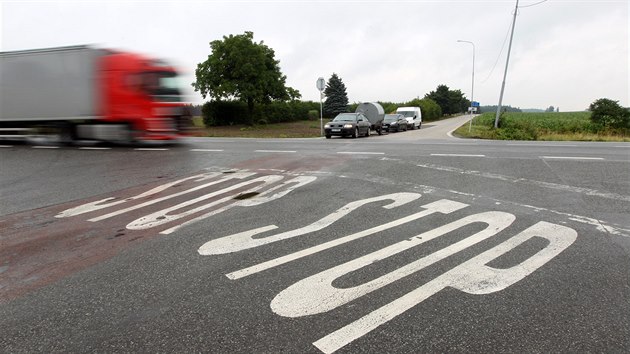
[0,45,192,144]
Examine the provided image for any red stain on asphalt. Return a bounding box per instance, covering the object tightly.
[0,163,322,304]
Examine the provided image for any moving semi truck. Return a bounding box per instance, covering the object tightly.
[0,45,190,143]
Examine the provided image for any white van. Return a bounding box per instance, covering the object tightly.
[396,107,422,130]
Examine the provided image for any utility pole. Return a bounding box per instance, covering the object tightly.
[494,0,519,129]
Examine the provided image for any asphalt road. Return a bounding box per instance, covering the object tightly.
[1,116,629,353]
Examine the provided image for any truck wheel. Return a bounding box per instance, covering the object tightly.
[377,127,382,135]
[352,127,358,138]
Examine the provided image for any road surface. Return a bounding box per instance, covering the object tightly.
[1,117,629,353]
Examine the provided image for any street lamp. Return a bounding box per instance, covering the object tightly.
[457,39,475,132]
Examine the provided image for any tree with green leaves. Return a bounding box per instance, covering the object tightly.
[589,98,630,129]
[424,84,469,115]
[323,73,349,117]
[192,31,300,122]
[404,98,442,121]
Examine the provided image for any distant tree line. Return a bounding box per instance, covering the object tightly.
[479,105,522,113]
[192,31,477,126]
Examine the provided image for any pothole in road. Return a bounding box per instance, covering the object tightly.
[233,192,260,200]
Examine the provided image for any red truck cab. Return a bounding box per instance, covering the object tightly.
[99,51,189,141]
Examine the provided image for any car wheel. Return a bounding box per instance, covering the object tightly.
[365,127,370,137]
[325,134,331,139]
[352,127,358,138]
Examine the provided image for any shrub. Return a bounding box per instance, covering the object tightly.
[589,98,630,129]
[202,100,317,126]
[308,110,320,120]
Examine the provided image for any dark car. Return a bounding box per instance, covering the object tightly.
[382,114,407,132]
[324,113,371,139]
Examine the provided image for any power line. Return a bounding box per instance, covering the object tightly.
[481,0,548,84]
[480,17,514,84]
[520,0,548,8]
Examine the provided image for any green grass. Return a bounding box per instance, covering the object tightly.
[194,119,327,138]
[454,112,630,142]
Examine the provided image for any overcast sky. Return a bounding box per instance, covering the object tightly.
[2,0,628,111]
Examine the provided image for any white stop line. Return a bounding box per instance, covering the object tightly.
[199,193,578,353]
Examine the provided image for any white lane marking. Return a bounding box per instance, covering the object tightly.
[313,221,577,354]
[89,172,256,222]
[272,211,515,317]
[540,156,604,160]
[78,147,112,150]
[227,199,468,280]
[57,173,219,218]
[127,175,285,230]
[336,152,385,155]
[0,145,14,148]
[32,146,59,149]
[430,153,485,157]
[417,163,630,202]
[160,176,317,235]
[255,150,297,153]
[508,143,578,147]
[190,149,224,152]
[134,148,169,151]
[615,145,630,148]
[198,193,422,255]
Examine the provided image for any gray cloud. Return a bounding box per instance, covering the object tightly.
[2,0,627,111]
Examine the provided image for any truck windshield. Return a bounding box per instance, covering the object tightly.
[142,71,182,97]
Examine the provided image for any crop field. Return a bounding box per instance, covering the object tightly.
[454,112,630,141]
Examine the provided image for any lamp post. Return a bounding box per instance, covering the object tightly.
[457,39,475,132]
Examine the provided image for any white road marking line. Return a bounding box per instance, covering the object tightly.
[190,149,224,152]
[56,173,215,218]
[430,153,485,157]
[32,146,59,149]
[336,152,385,155]
[160,176,317,235]
[200,193,421,256]
[88,172,255,222]
[417,162,630,202]
[226,200,468,280]
[313,221,577,354]
[540,156,604,160]
[127,175,285,230]
[508,143,577,147]
[615,145,630,148]
[134,148,169,151]
[0,145,14,148]
[79,147,112,150]
[273,211,516,316]
[255,150,297,153]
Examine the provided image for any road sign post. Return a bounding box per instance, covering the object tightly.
[316,77,325,137]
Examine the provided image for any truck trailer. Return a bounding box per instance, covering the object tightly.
[0,45,190,143]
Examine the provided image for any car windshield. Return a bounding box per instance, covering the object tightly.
[333,114,357,122]
[398,111,415,117]
[383,115,399,122]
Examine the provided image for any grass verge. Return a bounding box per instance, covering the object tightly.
[193,118,325,138]
[453,112,630,142]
